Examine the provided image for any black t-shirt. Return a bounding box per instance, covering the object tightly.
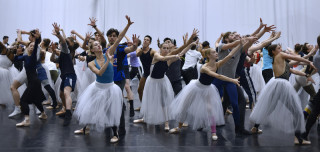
[54,43,75,77]
[166,60,181,81]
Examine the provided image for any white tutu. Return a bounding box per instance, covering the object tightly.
[140,76,175,125]
[250,78,305,133]
[74,81,123,131]
[0,55,17,105]
[249,64,265,93]
[79,67,96,94]
[169,80,225,129]
[14,67,27,84]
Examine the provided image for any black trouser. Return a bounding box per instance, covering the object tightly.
[21,80,45,115]
[304,89,320,137]
[262,69,273,83]
[239,67,257,109]
[223,85,246,130]
[170,79,182,96]
[182,66,198,85]
[129,66,142,80]
[44,85,57,106]
[115,79,126,133]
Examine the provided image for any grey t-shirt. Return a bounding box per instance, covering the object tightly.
[313,50,320,77]
[217,44,242,78]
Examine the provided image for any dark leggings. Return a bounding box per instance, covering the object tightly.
[44,85,57,106]
[304,90,320,137]
[21,98,44,115]
[262,69,273,83]
[115,80,126,133]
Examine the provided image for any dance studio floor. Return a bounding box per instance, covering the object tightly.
[0,79,319,152]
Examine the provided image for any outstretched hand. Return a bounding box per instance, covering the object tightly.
[85,32,93,39]
[132,34,140,46]
[126,15,134,25]
[52,22,60,33]
[259,18,267,28]
[88,17,97,27]
[264,25,276,33]
[191,28,199,39]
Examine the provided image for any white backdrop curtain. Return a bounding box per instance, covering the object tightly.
[1,0,319,49]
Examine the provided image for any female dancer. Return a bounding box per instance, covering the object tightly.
[169,40,242,140]
[134,29,198,131]
[0,42,19,106]
[74,15,133,143]
[16,30,47,127]
[250,44,316,145]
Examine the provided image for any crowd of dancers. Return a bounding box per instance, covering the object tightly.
[1,16,320,144]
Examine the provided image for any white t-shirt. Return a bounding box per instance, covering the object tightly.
[44,52,57,71]
[182,49,202,70]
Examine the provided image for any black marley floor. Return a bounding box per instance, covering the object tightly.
[1,78,320,152]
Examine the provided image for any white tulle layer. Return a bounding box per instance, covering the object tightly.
[250,78,305,134]
[140,76,175,125]
[74,81,123,132]
[169,80,225,129]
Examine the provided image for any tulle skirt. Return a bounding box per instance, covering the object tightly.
[0,66,14,105]
[74,81,123,131]
[140,76,174,125]
[169,80,225,129]
[249,64,265,93]
[79,67,96,94]
[250,78,305,134]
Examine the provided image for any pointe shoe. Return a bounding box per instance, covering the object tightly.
[133,119,144,123]
[169,127,180,134]
[294,137,311,145]
[8,107,21,118]
[42,100,51,105]
[182,123,188,127]
[38,113,48,119]
[16,119,30,127]
[56,109,66,116]
[110,136,119,143]
[134,107,141,111]
[74,128,90,135]
[212,133,218,140]
[251,127,262,134]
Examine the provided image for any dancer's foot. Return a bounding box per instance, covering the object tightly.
[251,127,262,134]
[134,107,141,111]
[294,137,311,145]
[110,136,119,143]
[38,113,48,119]
[56,108,66,116]
[169,127,180,134]
[74,127,90,135]
[16,119,30,127]
[133,119,144,123]
[212,133,218,140]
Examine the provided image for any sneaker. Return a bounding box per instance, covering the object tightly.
[251,127,263,134]
[38,113,48,119]
[169,127,180,134]
[16,119,30,127]
[8,107,21,118]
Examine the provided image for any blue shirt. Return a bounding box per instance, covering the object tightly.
[95,55,114,83]
[103,44,127,81]
[262,48,273,70]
